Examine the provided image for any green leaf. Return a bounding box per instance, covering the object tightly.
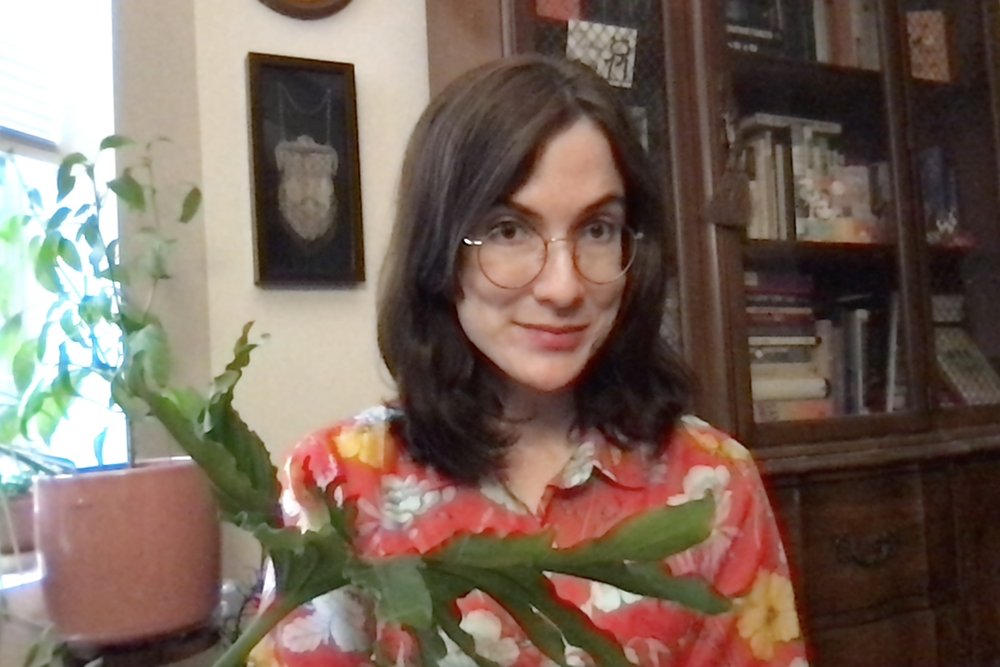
[180,186,202,223]
[34,235,63,294]
[107,169,145,210]
[100,135,133,151]
[430,530,556,568]
[0,313,24,359]
[127,323,170,387]
[57,236,82,271]
[46,206,71,231]
[349,557,432,629]
[12,340,38,393]
[56,153,88,201]
[548,495,715,565]
[93,429,107,466]
[557,562,729,615]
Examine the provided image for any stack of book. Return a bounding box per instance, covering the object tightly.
[746,270,834,422]
[740,112,889,244]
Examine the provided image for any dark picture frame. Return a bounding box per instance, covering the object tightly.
[248,52,364,287]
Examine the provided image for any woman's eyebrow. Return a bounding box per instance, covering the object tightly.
[500,194,626,221]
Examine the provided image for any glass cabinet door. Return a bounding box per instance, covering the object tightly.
[902,0,1000,411]
[725,0,910,424]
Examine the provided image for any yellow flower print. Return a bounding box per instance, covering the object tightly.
[333,423,392,469]
[737,570,801,661]
[680,416,750,461]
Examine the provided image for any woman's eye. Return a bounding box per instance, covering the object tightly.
[580,219,620,242]
[486,218,530,243]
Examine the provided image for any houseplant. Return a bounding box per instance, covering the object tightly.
[0,138,220,646]
[3,138,729,666]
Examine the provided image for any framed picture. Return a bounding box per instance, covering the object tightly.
[248,52,364,286]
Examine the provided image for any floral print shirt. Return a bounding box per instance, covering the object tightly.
[249,407,808,666]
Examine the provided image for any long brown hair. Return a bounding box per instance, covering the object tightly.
[377,54,693,483]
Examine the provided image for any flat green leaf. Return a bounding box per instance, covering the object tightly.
[46,206,71,231]
[107,169,145,210]
[93,429,107,466]
[12,340,38,392]
[430,530,555,568]
[127,322,170,387]
[57,236,82,271]
[549,495,715,565]
[99,135,133,151]
[180,186,202,222]
[56,153,88,201]
[349,557,432,629]
[0,313,24,359]
[34,236,63,294]
[558,562,728,615]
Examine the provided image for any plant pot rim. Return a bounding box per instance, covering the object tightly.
[38,456,198,484]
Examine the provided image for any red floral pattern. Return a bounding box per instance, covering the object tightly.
[250,407,809,666]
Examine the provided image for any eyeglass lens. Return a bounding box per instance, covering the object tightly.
[474,223,637,289]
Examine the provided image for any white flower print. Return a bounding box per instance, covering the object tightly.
[590,581,644,613]
[558,439,597,488]
[667,464,731,520]
[355,404,400,426]
[380,474,453,529]
[279,587,370,654]
[479,478,530,514]
[438,610,520,666]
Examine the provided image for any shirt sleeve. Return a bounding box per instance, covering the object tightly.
[668,416,809,667]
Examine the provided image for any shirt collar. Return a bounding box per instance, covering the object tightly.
[553,428,655,491]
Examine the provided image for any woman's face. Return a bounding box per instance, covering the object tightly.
[456,117,627,400]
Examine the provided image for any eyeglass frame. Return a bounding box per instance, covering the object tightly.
[460,224,644,289]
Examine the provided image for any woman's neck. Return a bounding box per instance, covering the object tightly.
[501,386,578,512]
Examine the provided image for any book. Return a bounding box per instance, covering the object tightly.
[725,0,786,56]
[754,397,836,422]
[749,345,816,364]
[751,375,830,401]
[934,327,1000,405]
[885,293,903,413]
[845,308,871,414]
[931,293,964,324]
[749,335,819,347]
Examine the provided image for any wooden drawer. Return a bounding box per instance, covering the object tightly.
[811,609,938,667]
[800,468,929,618]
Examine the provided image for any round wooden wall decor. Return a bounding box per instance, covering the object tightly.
[258,0,353,20]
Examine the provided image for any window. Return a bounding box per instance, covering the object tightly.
[0,0,123,473]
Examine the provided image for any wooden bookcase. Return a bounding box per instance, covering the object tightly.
[425,0,1000,663]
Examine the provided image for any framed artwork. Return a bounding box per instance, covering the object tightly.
[248,52,364,287]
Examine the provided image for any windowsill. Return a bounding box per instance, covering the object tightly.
[0,551,41,590]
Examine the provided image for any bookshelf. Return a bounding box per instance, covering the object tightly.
[425,0,1000,662]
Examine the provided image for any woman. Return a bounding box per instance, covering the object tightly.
[251,55,807,666]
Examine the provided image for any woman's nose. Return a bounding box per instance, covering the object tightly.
[531,239,584,307]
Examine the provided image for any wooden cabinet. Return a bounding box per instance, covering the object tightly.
[425,0,1000,663]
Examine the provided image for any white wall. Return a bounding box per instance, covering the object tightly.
[114,0,429,574]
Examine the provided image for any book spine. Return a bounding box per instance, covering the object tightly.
[754,398,836,422]
[752,375,830,401]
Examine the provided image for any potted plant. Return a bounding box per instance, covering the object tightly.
[0,139,220,647]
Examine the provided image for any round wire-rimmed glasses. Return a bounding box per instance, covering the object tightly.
[461,221,643,289]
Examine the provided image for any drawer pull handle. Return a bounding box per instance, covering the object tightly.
[833,531,901,568]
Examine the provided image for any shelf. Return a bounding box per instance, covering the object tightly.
[744,239,897,269]
[729,52,886,139]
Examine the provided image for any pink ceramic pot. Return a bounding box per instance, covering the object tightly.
[35,457,220,645]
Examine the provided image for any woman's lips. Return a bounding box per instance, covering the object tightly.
[520,323,588,351]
